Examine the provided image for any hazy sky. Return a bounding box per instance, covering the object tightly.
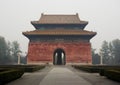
[0,0,120,53]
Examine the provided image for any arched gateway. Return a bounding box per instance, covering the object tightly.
[22,13,96,65]
[53,48,66,65]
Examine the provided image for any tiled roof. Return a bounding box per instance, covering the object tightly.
[23,29,96,36]
[31,13,88,24]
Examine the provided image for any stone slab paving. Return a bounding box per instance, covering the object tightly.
[7,66,120,85]
[39,66,91,85]
[69,66,120,85]
[6,66,52,85]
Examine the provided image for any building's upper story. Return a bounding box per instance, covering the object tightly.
[22,13,96,41]
[31,13,88,30]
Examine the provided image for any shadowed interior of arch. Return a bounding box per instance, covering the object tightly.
[53,48,66,65]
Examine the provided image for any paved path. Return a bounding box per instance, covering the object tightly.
[39,66,90,85]
[7,66,120,85]
[6,66,52,85]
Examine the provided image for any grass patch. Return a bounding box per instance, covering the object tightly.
[0,69,24,85]
[0,65,46,72]
[72,65,100,73]
[23,65,45,72]
[72,65,120,82]
[105,70,120,82]
[0,65,46,84]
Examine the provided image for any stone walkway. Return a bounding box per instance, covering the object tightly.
[7,66,120,85]
[39,66,90,85]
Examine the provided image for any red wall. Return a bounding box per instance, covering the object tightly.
[27,41,92,64]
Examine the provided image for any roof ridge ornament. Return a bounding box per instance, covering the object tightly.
[41,13,44,16]
[76,13,78,16]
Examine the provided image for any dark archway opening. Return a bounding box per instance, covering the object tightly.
[53,48,66,65]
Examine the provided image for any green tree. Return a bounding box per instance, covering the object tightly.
[0,36,10,64]
[100,39,120,65]
[108,42,114,64]
[92,48,100,64]
[11,41,21,63]
[0,36,6,63]
[100,41,110,64]
[0,36,21,64]
[111,39,120,65]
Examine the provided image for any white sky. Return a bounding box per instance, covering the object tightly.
[0,0,120,53]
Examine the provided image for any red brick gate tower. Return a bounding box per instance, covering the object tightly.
[23,13,96,65]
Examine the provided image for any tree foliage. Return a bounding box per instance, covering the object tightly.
[92,48,100,64]
[100,39,120,65]
[11,41,21,63]
[0,36,9,64]
[111,39,120,64]
[0,36,21,64]
[100,41,110,64]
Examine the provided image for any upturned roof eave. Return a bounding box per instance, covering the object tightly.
[22,32,96,37]
[31,21,88,25]
[22,33,96,41]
